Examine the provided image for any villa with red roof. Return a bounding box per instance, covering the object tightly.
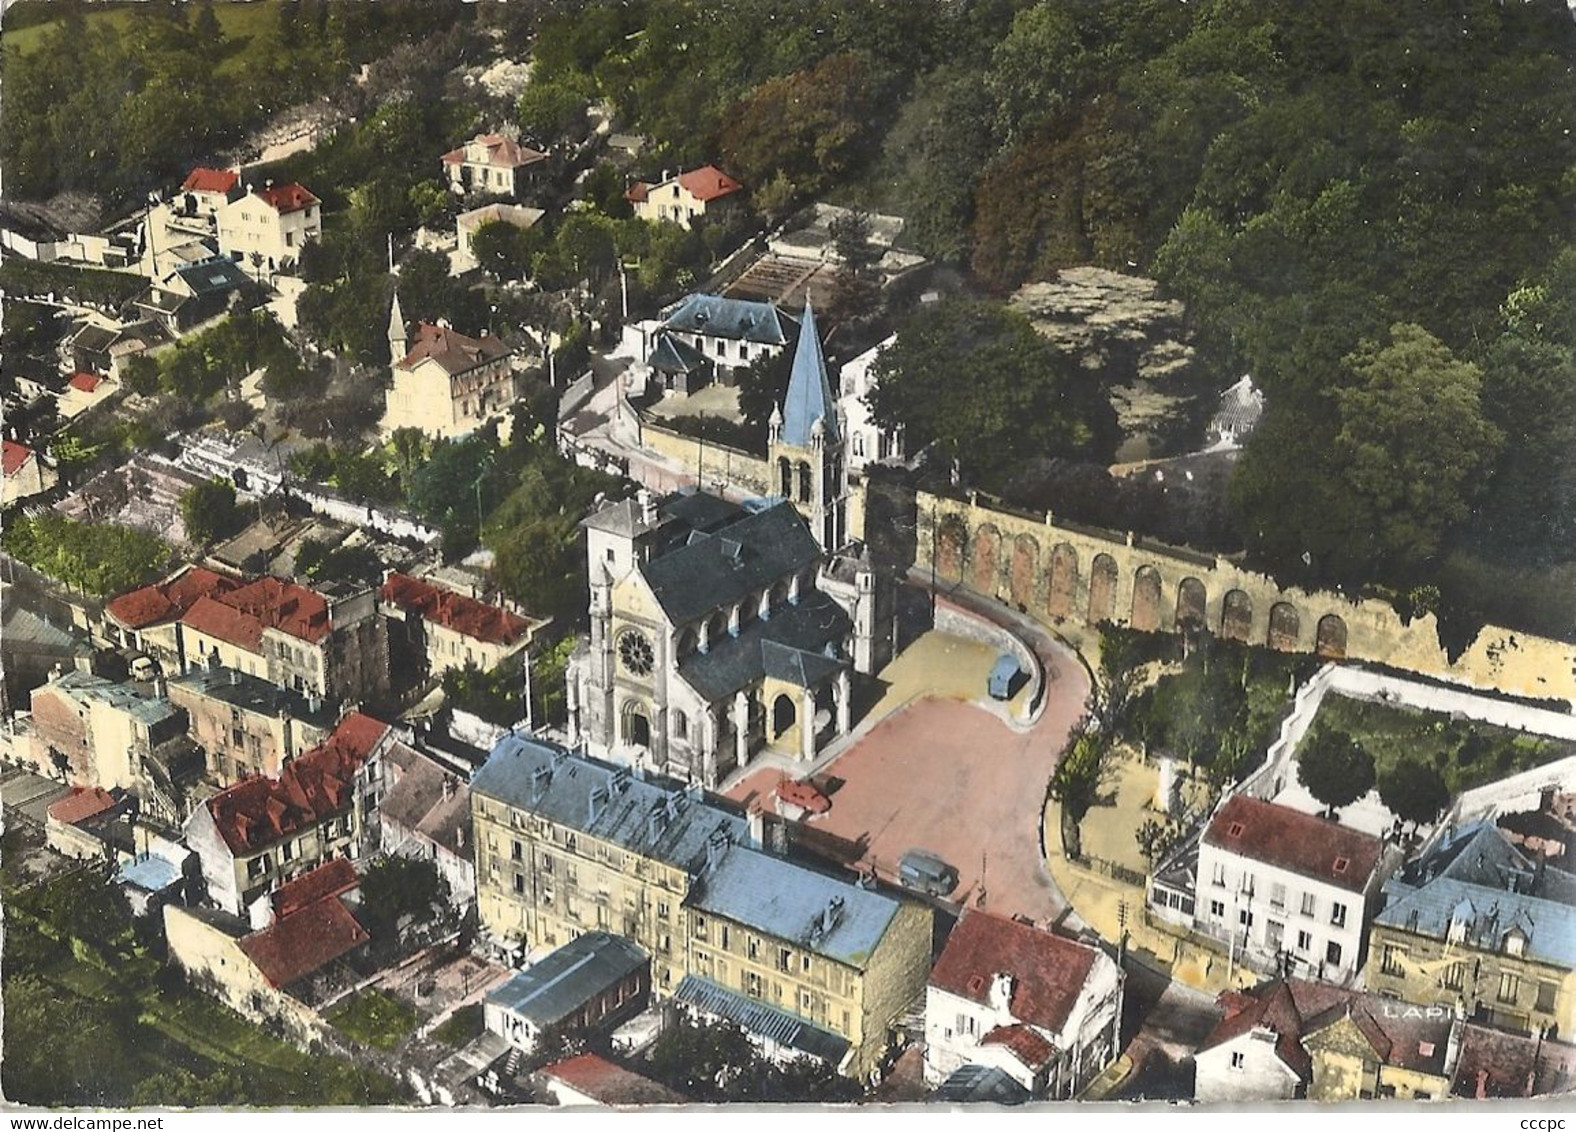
[216,179,321,277]
[628,165,744,230]
[442,131,549,199]
[380,301,518,440]
[923,910,1122,1100]
[1192,794,1394,985]
[2,437,54,504]
[380,571,545,680]
[183,711,391,917]
[178,166,242,218]
[106,569,389,704]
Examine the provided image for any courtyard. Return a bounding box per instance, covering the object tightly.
[726,627,1089,924]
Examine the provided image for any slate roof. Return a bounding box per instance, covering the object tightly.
[172,256,250,297]
[240,893,368,988]
[3,439,35,477]
[538,1053,688,1106]
[673,975,850,1063]
[779,302,837,447]
[381,572,533,646]
[470,735,747,872]
[935,1063,1031,1105]
[661,294,795,346]
[647,331,707,374]
[378,740,472,860]
[639,500,822,626]
[687,844,901,969]
[203,712,389,855]
[486,932,647,1028]
[400,322,512,376]
[677,591,850,701]
[182,167,239,194]
[1204,794,1383,894]
[929,911,1101,1037]
[167,665,339,731]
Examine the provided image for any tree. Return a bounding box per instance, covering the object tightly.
[1296,729,1376,818]
[1048,725,1108,860]
[1331,324,1503,578]
[1094,625,1146,736]
[180,478,246,547]
[1377,758,1449,831]
[121,353,161,397]
[826,207,882,328]
[517,73,592,144]
[867,297,1110,491]
[469,220,539,281]
[357,855,445,940]
[442,661,523,729]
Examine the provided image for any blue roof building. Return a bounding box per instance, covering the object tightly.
[484,931,650,1052]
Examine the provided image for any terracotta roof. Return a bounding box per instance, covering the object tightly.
[180,576,334,651]
[677,165,742,203]
[442,133,548,170]
[47,786,119,826]
[106,567,241,630]
[928,911,1099,1036]
[204,712,389,855]
[380,572,531,646]
[67,371,101,392]
[240,893,368,988]
[271,857,359,918]
[182,167,238,194]
[624,181,650,204]
[981,1023,1057,1071]
[399,322,511,376]
[539,1053,688,1106]
[1452,1024,1576,1098]
[3,439,34,477]
[776,777,830,815]
[254,183,318,214]
[1204,794,1383,893]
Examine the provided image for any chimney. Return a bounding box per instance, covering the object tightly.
[1540,786,1556,813]
[152,675,168,700]
[820,895,844,936]
[588,784,608,823]
[442,776,457,801]
[747,808,765,850]
[229,668,241,685]
[648,809,667,842]
[638,490,657,527]
[456,825,466,850]
[1475,1068,1489,1100]
[308,693,322,714]
[988,972,1015,1015]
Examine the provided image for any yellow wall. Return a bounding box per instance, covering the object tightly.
[640,420,773,496]
[1305,1015,1450,1101]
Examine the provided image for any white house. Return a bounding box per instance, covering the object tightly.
[924,910,1122,1099]
[626,166,743,230]
[656,293,796,382]
[837,335,902,471]
[441,133,548,199]
[216,182,322,278]
[1193,794,1389,985]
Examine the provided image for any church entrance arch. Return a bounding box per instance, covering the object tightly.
[622,702,652,747]
[772,694,797,740]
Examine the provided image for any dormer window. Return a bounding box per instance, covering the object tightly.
[1503,930,1526,957]
[1227,822,1245,838]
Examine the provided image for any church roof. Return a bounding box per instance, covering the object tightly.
[778,303,837,448]
[677,591,851,701]
[639,501,822,626]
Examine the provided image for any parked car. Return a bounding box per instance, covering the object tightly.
[129,654,160,681]
[898,849,959,897]
[988,654,1021,700]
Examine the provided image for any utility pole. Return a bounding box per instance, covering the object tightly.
[521,647,535,734]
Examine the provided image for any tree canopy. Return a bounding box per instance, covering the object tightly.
[1377,758,1450,830]
[1296,729,1376,817]
[179,478,247,547]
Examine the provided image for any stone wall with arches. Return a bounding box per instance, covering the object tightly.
[914,490,1576,703]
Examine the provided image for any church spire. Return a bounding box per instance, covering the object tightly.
[388,292,407,366]
[778,301,838,449]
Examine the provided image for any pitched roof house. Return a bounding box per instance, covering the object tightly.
[442,132,549,199]
[2,438,54,504]
[380,571,543,680]
[924,910,1123,1099]
[627,166,743,230]
[381,317,517,440]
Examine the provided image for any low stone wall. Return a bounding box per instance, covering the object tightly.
[639,418,772,496]
[933,597,1044,724]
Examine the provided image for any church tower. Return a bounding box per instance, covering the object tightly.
[769,302,845,551]
[388,291,408,366]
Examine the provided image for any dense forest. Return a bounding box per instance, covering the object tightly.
[5,0,1575,637]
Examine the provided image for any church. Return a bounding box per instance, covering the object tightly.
[566,303,896,788]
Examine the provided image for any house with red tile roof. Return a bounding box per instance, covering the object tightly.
[178,166,241,216]
[183,711,392,917]
[2,437,54,504]
[380,571,544,680]
[216,180,321,278]
[923,910,1122,1099]
[442,132,549,199]
[535,1052,689,1107]
[163,857,371,1047]
[1193,794,1394,985]
[380,311,518,441]
[108,570,389,704]
[628,165,743,230]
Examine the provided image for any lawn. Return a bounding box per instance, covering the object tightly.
[1307,694,1576,796]
[326,988,423,1051]
[2,0,280,75]
[430,1002,484,1048]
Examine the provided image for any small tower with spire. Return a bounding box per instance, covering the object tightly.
[387,292,407,366]
[770,301,845,551]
